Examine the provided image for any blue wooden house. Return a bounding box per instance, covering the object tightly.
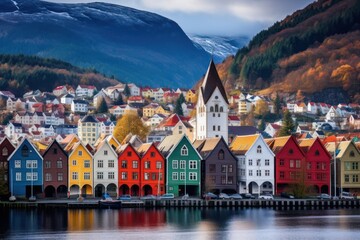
[8,138,43,198]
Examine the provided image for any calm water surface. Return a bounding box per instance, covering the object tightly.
[1,207,360,239]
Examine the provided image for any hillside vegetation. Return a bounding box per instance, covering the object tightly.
[222,0,360,103]
[0,54,119,96]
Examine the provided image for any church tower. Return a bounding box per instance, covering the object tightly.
[195,60,229,143]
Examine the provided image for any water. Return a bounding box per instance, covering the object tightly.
[1,207,360,239]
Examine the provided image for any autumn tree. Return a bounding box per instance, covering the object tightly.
[254,99,269,117]
[257,117,266,131]
[113,112,149,143]
[278,110,295,136]
[96,97,108,113]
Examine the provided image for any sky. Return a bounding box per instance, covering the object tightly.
[48,0,315,36]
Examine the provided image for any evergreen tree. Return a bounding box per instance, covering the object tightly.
[124,84,131,97]
[96,97,108,113]
[273,92,282,116]
[257,117,266,131]
[174,97,184,116]
[114,93,124,105]
[178,93,185,104]
[279,110,295,136]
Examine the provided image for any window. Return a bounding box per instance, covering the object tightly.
[209,164,216,173]
[220,107,224,112]
[84,172,90,180]
[289,149,294,154]
[345,174,349,183]
[257,159,261,166]
[132,172,138,180]
[353,162,358,170]
[180,172,185,180]
[127,151,132,157]
[16,172,21,181]
[257,145,262,153]
[213,125,216,131]
[290,160,294,168]
[84,160,90,168]
[256,170,261,176]
[218,126,220,131]
[72,172,78,180]
[26,172,37,181]
[180,160,186,169]
[57,160,63,169]
[189,160,197,169]
[26,160,37,169]
[249,170,253,176]
[53,148,57,154]
[353,174,359,183]
[45,173,52,181]
[2,147,8,156]
[104,150,108,156]
[122,160,127,168]
[316,173,321,180]
[296,160,301,169]
[240,169,245,176]
[228,164,233,173]
[189,172,197,180]
[58,173,63,181]
[210,106,214,112]
[307,173,312,180]
[345,162,351,170]
[133,161,138,169]
[181,145,188,156]
[108,160,115,168]
[215,104,219,112]
[108,172,114,179]
[98,160,103,168]
[156,161,162,169]
[316,162,321,170]
[307,162,312,170]
[15,160,21,168]
[280,171,284,179]
[265,159,270,166]
[350,151,355,157]
[172,160,178,169]
[322,163,326,170]
[21,145,29,157]
[249,159,253,166]
[265,170,270,176]
[97,172,103,179]
[172,172,178,180]
[315,150,320,156]
[78,151,82,156]
[218,150,224,160]
[121,172,127,180]
[145,161,150,169]
[72,160,77,166]
[45,161,51,169]
[209,176,216,184]
[279,159,284,166]
[290,172,295,179]
[150,152,155,157]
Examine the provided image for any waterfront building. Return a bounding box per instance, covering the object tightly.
[117,144,141,196]
[77,115,100,145]
[8,138,43,198]
[42,140,68,198]
[93,140,119,197]
[0,137,16,196]
[195,60,229,143]
[158,134,202,197]
[67,141,93,197]
[137,143,165,196]
[194,137,237,195]
[230,134,275,195]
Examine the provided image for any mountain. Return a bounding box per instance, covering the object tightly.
[0,0,210,88]
[0,54,118,96]
[189,35,249,63]
[219,0,360,104]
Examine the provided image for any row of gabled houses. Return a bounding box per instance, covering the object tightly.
[1,130,359,199]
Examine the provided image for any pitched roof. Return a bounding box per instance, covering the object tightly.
[229,134,258,155]
[201,60,228,104]
[81,115,98,123]
[194,137,221,158]
[157,134,184,157]
[266,136,291,154]
[136,143,152,156]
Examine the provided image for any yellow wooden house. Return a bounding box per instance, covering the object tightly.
[186,89,197,103]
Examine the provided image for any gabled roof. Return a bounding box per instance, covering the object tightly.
[8,137,43,160]
[69,141,93,158]
[201,60,228,104]
[80,115,98,123]
[94,140,118,158]
[193,137,221,158]
[42,139,68,157]
[229,134,258,155]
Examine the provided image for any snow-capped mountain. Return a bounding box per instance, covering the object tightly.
[0,0,210,88]
[189,35,249,63]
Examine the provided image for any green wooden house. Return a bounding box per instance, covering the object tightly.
[158,134,202,197]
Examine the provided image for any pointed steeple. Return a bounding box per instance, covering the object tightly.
[201,60,228,104]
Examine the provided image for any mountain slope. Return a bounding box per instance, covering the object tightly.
[0,54,118,96]
[189,35,249,63]
[221,0,360,104]
[0,0,210,88]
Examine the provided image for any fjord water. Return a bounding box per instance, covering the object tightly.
[1,208,360,239]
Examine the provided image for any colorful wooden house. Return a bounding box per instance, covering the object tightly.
[67,142,93,197]
[0,137,16,196]
[42,140,68,198]
[93,140,119,197]
[194,137,237,195]
[137,143,165,196]
[8,138,43,198]
[117,144,141,196]
[158,134,202,197]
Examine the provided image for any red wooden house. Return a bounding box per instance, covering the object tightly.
[137,143,165,196]
[298,138,331,194]
[0,137,16,196]
[117,144,141,196]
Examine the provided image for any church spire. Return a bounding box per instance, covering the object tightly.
[201,59,229,104]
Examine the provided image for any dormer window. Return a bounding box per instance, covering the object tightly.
[257,145,262,154]
[22,145,29,157]
[181,145,188,156]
